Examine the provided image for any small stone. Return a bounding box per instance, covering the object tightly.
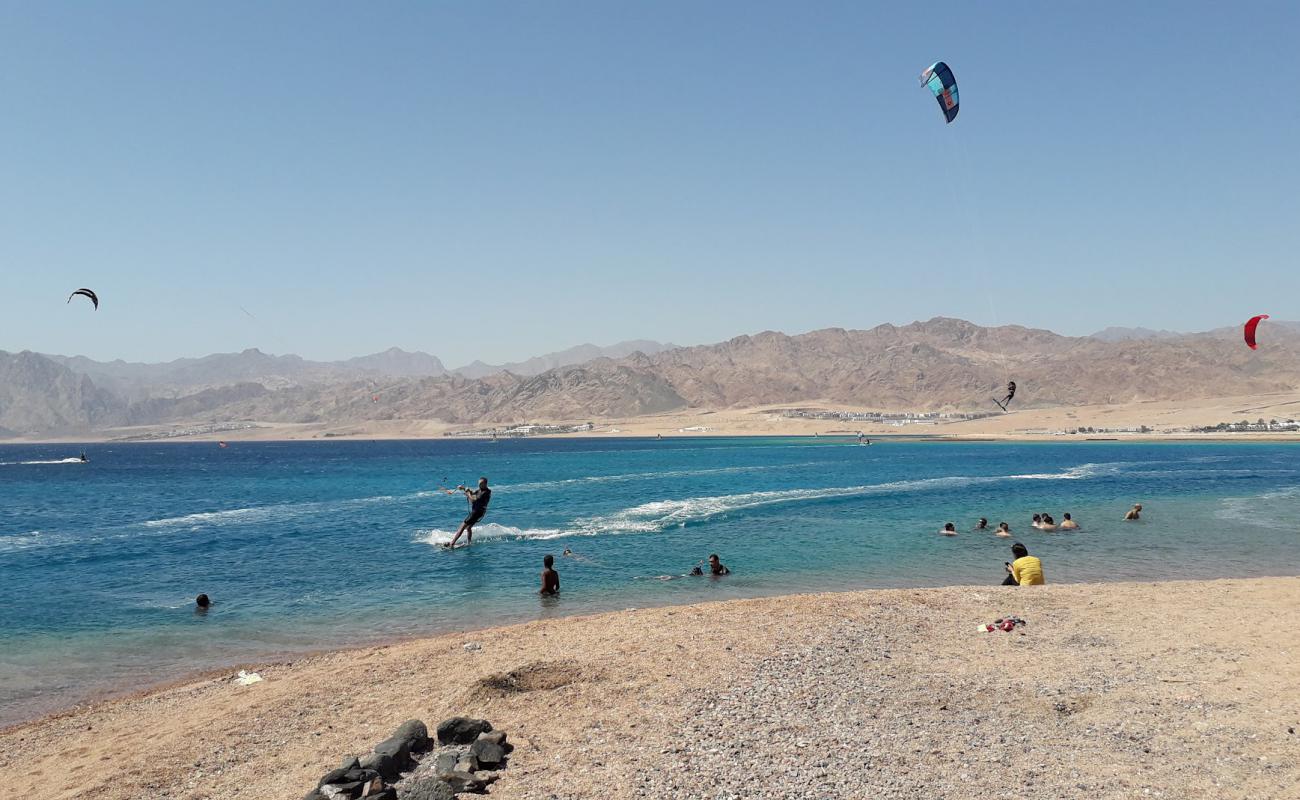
[393,719,430,751]
[398,776,455,800]
[436,717,493,745]
[358,751,399,782]
[339,756,360,771]
[438,770,486,793]
[455,754,479,772]
[359,776,385,797]
[318,769,349,788]
[320,782,361,800]
[433,752,460,775]
[469,739,506,767]
[477,730,507,747]
[372,736,411,766]
[463,642,481,651]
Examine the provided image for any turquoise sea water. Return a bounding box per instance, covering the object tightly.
[3,437,1299,726]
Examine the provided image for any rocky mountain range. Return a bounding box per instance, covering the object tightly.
[37,339,675,401]
[4,319,1300,437]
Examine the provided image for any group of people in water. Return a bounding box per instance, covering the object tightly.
[421,473,1147,598]
[434,476,731,597]
[941,512,1079,537]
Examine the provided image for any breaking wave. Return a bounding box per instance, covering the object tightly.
[412,463,1110,546]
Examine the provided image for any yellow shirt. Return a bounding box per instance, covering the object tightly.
[1011,556,1045,586]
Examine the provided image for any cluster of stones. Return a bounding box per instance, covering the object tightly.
[305,717,511,800]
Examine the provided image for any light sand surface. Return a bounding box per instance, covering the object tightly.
[3,578,1298,799]
[19,392,1300,444]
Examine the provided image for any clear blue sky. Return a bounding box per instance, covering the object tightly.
[2,2,1297,364]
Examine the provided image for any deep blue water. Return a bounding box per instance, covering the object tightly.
[3,437,1299,725]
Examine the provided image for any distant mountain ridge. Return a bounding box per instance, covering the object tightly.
[6,320,1300,437]
[1089,326,1184,342]
[452,340,677,378]
[40,340,674,397]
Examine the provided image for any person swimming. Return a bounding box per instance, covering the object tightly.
[940,522,958,536]
[994,521,1012,538]
[1031,514,1042,529]
[561,548,599,565]
[1059,513,1079,530]
[692,554,730,575]
[1124,503,1143,520]
[1038,513,1057,532]
[195,593,211,612]
[975,517,988,530]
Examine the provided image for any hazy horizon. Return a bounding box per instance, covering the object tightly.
[3,2,1296,363]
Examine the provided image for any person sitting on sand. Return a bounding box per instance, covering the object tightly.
[995,522,1012,538]
[445,477,491,549]
[1031,513,1042,529]
[975,517,988,530]
[1039,514,1057,532]
[1059,513,1079,530]
[940,522,958,536]
[1124,503,1142,520]
[540,554,560,596]
[1002,543,1044,586]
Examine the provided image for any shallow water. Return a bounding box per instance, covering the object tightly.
[2,437,1298,725]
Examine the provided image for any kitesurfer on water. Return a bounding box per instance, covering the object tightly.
[445,477,491,548]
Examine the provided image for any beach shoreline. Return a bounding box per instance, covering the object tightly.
[8,393,1300,445]
[3,577,1298,799]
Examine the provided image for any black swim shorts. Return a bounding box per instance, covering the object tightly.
[463,510,486,527]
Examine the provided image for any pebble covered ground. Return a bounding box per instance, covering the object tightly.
[2,578,1297,800]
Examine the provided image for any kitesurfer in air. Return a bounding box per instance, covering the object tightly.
[444,477,491,549]
[995,381,1017,412]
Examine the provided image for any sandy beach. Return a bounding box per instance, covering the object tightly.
[3,577,1297,799]
[17,392,1300,445]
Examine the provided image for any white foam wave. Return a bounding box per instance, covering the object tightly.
[412,523,567,546]
[572,475,992,534]
[1216,487,1300,529]
[0,531,51,553]
[0,458,87,466]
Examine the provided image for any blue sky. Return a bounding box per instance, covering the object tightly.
[2,2,1297,363]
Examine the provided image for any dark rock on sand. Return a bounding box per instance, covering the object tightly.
[438,770,489,793]
[432,751,460,775]
[436,717,492,745]
[476,730,507,747]
[398,776,455,800]
[393,719,431,751]
[359,750,400,782]
[454,755,479,773]
[318,769,350,788]
[373,736,413,766]
[339,756,360,771]
[469,739,506,767]
[319,781,363,799]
